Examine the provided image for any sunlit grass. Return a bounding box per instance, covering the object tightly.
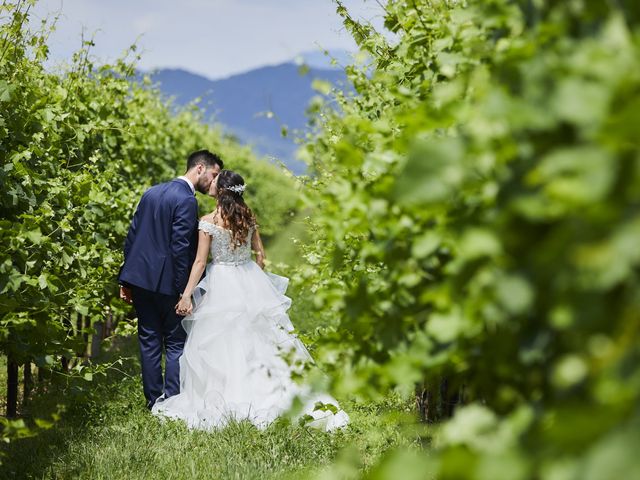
[0,337,416,479]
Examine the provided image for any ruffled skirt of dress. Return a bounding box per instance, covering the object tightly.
[151,261,349,432]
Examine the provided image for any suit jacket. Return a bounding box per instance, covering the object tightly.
[118,179,198,296]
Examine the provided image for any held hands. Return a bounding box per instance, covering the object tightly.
[175,295,193,316]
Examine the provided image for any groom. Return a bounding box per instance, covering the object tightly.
[118,150,223,409]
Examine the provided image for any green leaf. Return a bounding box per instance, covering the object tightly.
[0,80,16,102]
[311,79,332,95]
[530,146,615,206]
[394,137,465,205]
[552,355,588,389]
[458,228,502,261]
[426,309,464,343]
[411,232,440,258]
[553,78,610,127]
[34,418,54,429]
[25,228,43,245]
[440,404,498,450]
[2,271,24,293]
[582,422,640,480]
[496,275,533,315]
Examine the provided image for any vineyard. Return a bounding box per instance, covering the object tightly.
[3,0,640,479]
[0,0,297,442]
[292,0,640,477]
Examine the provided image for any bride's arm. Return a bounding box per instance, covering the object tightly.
[175,230,212,315]
[251,227,266,269]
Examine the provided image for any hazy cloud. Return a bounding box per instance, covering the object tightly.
[31,0,388,79]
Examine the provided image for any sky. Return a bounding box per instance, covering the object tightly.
[30,0,388,80]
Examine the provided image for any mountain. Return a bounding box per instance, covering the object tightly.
[145,56,352,174]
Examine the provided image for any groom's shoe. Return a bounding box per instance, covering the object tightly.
[147,393,166,410]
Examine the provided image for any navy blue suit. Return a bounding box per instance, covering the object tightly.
[118,179,198,408]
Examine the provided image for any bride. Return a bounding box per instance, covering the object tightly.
[151,169,349,432]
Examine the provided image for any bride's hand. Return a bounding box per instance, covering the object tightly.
[175,296,192,316]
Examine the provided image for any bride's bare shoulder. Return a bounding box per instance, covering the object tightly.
[200,213,216,224]
[200,212,225,230]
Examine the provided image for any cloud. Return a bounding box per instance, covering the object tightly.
[31,0,389,79]
[132,14,161,36]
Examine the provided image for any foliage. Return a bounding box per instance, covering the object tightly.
[296,0,640,478]
[0,0,297,430]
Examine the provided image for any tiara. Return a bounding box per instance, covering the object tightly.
[227,184,245,194]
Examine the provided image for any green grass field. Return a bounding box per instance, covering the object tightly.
[263,212,310,267]
[0,337,415,479]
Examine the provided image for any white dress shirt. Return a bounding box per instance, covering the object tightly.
[177,176,195,195]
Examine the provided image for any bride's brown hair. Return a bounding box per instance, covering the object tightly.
[215,170,256,247]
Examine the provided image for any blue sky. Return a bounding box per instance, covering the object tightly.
[31,0,387,80]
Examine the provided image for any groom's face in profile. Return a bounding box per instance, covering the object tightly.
[195,163,221,194]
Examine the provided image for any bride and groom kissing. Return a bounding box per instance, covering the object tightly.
[117,150,348,431]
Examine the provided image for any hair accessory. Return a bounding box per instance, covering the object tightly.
[227,184,246,194]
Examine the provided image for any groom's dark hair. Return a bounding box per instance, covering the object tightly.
[186,150,224,171]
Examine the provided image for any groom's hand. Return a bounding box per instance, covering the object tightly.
[175,296,192,316]
[119,285,133,304]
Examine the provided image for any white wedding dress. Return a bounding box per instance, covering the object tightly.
[151,220,349,432]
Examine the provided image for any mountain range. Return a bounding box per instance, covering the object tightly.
[144,51,353,174]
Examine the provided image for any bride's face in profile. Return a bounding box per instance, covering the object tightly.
[208,174,219,197]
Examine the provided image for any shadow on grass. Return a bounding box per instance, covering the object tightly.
[0,335,144,479]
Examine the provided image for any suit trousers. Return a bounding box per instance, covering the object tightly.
[131,286,187,408]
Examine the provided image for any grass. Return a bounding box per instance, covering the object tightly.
[263,212,311,267]
[0,337,417,479]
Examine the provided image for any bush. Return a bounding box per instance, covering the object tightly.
[0,0,297,429]
[296,1,640,477]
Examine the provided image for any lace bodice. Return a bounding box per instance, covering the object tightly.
[198,220,253,266]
